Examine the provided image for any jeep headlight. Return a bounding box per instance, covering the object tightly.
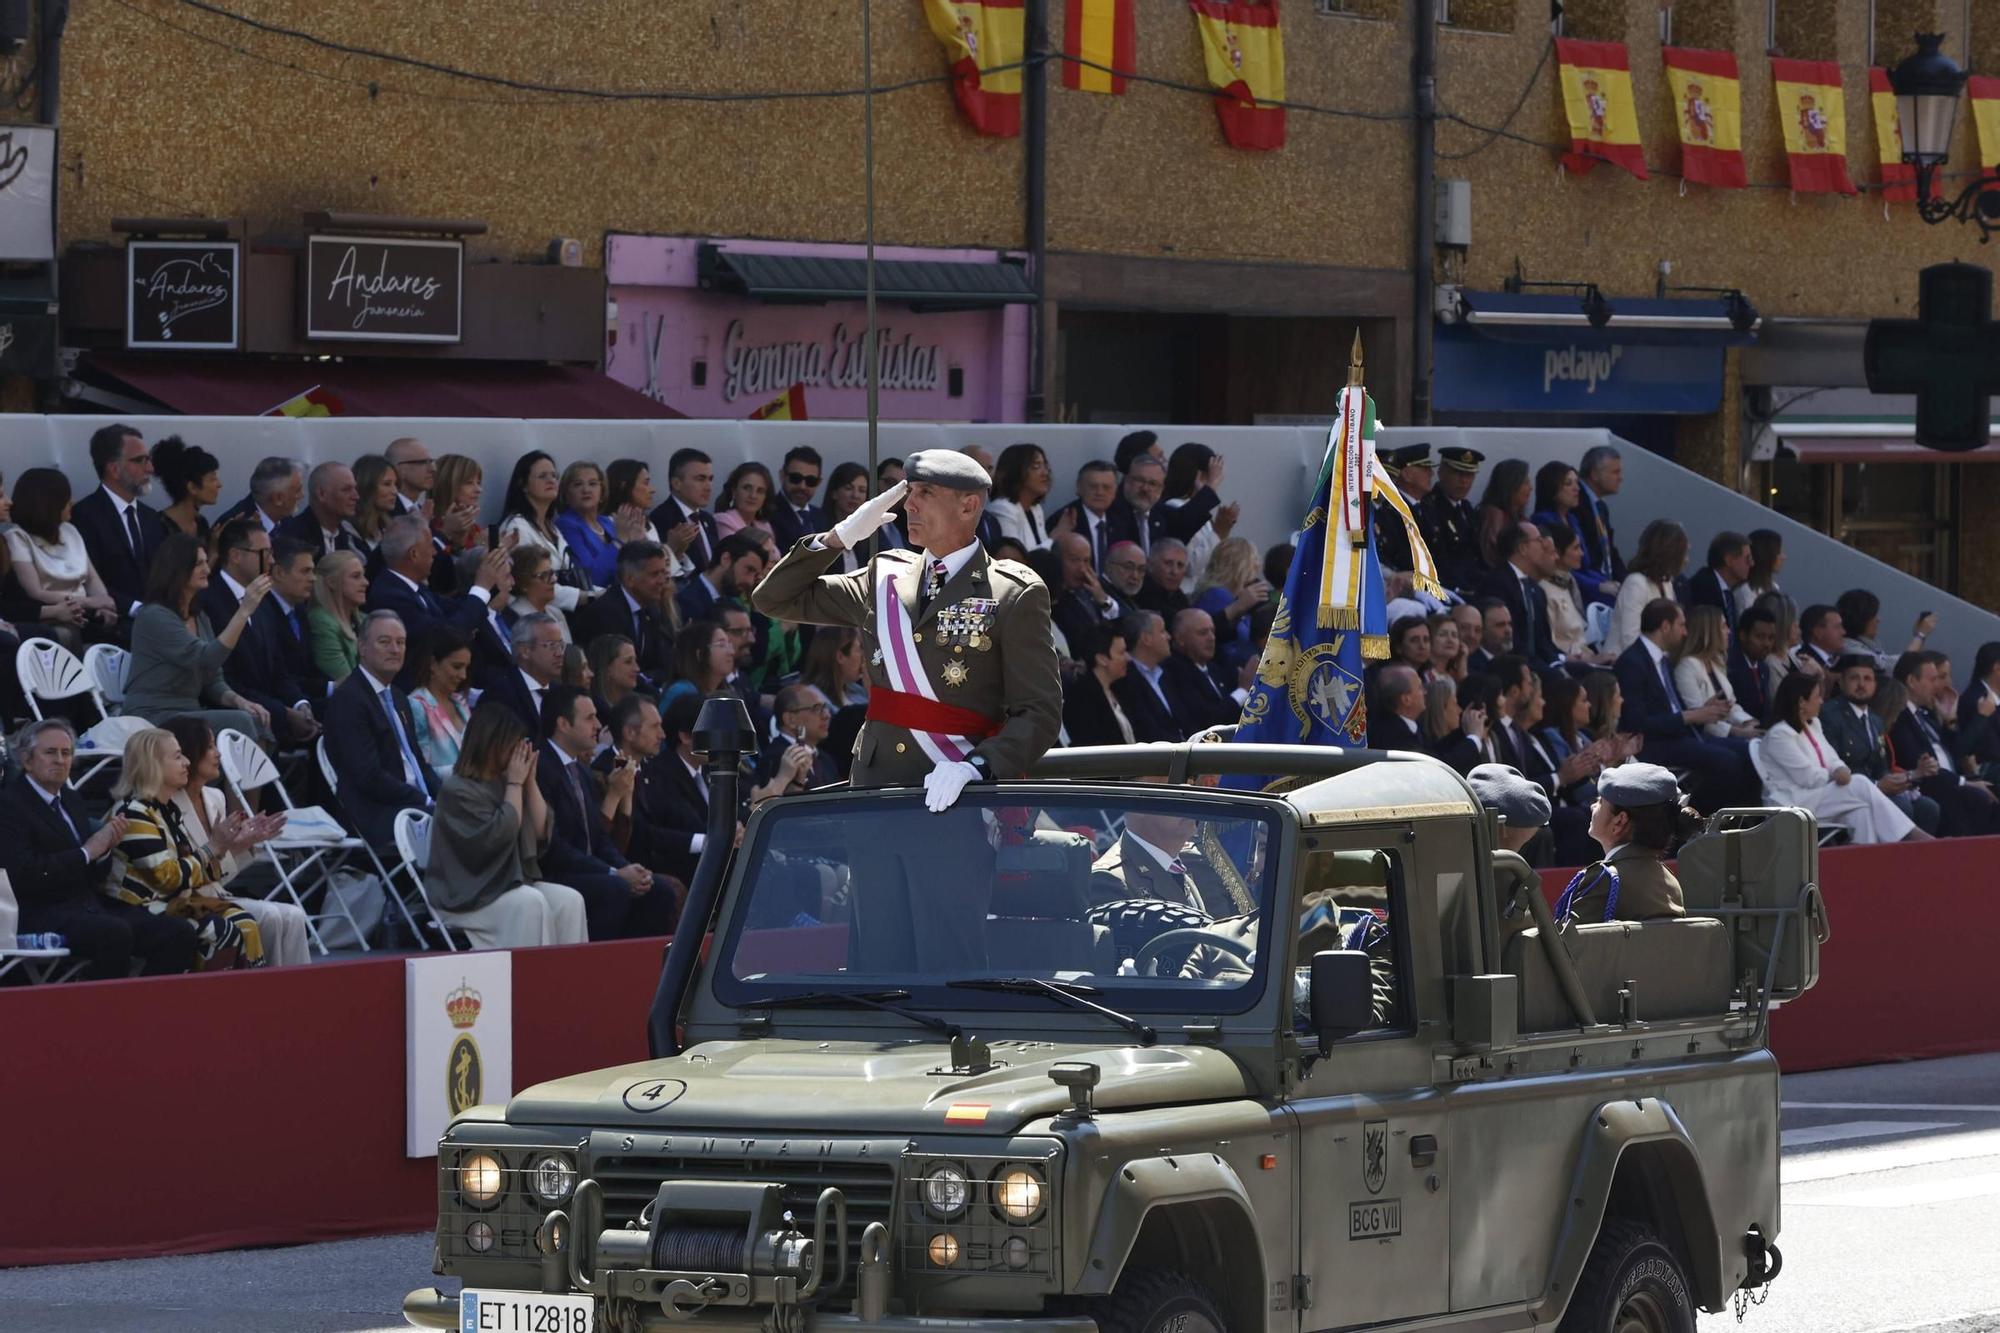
[528,1154,575,1206]
[921,1162,970,1219]
[993,1165,1045,1223]
[459,1151,504,1208]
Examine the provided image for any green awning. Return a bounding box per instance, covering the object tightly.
[697,245,1034,309]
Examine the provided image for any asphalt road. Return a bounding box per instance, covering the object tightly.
[3,1053,1997,1332]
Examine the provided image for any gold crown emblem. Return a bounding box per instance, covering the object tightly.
[445,979,483,1030]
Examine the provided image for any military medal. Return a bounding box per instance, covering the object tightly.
[941,659,970,688]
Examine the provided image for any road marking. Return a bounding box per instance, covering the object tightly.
[1785,1127,2000,1183]
[1780,1120,1959,1149]
[1794,1170,2000,1209]
[1782,1101,2000,1114]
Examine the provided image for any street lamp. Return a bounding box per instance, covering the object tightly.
[1887,32,2000,238]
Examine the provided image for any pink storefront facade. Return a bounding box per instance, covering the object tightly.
[603,233,1032,422]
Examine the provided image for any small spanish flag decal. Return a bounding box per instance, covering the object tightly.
[944,1103,991,1124]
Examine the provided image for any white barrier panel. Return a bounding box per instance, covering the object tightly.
[406,951,513,1159]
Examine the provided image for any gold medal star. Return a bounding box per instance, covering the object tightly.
[941,659,971,688]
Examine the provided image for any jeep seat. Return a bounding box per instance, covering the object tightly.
[1503,918,1733,1031]
[985,831,1117,975]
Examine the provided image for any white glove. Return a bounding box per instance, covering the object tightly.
[831,479,908,550]
[923,759,981,813]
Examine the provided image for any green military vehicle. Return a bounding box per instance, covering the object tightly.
[404,710,1821,1333]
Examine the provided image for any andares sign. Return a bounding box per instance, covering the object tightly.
[304,234,463,344]
[127,241,240,350]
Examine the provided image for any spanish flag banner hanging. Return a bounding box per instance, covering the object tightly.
[1063,0,1134,94]
[1661,47,1745,188]
[1555,39,1647,179]
[264,385,343,418]
[922,0,1025,137]
[1771,58,1857,195]
[1867,68,1917,201]
[1969,75,2000,171]
[1189,0,1285,151]
[748,385,808,421]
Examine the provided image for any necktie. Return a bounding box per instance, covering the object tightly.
[1520,577,1538,650]
[123,504,143,560]
[380,687,426,791]
[1167,857,1188,876]
[566,761,591,829]
[1092,519,1107,569]
[50,794,79,843]
[923,558,947,606]
[287,607,303,642]
[1660,658,1684,713]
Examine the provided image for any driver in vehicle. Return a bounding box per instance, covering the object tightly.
[1088,808,1239,916]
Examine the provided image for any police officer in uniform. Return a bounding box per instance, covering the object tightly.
[1553,762,1700,923]
[1423,446,1486,593]
[1372,443,1441,578]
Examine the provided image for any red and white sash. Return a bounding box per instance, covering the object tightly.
[873,566,977,766]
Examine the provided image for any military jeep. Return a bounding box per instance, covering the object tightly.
[404,721,1819,1333]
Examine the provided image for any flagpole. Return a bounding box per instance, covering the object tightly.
[861,0,882,557]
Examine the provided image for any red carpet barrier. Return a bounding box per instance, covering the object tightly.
[1,938,662,1268]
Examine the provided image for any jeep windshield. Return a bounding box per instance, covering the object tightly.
[711,789,1283,1015]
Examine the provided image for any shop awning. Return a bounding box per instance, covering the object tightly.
[78,355,685,419]
[1449,289,1760,347]
[697,244,1035,309]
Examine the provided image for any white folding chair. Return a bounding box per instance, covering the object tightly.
[391,808,460,953]
[82,643,131,713]
[1583,601,1614,652]
[215,728,421,956]
[0,874,85,984]
[14,638,151,789]
[323,737,454,950]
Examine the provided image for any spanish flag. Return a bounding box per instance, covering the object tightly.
[1868,68,1917,201]
[1970,75,2000,171]
[1063,0,1134,94]
[1771,58,1857,195]
[264,385,343,418]
[1189,0,1285,151]
[1555,39,1647,179]
[923,0,1024,137]
[1661,47,1745,189]
[748,384,807,421]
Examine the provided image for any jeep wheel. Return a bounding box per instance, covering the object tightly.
[1094,1267,1229,1333]
[1559,1219,1696,1333]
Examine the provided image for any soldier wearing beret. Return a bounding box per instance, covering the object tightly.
[1553,762,1700,923]
[1423,446,1486,593]
[752,449,1062,812]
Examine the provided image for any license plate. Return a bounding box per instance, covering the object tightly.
[460,1289,595,1333]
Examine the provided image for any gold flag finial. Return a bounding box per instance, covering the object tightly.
[1347,330,1365,388]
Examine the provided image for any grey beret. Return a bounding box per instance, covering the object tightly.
[1597,761,1682,809]
[1468,763,1551,829]
[904,449,991,493]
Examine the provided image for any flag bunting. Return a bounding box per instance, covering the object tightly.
[1189,0,1285,150]
[1868,68,1916,201]
[1771,57,1857,195]
[1662,46,1745,189]
[1970,75,2000,172]
[922,0,1025,137]
[1555,39,1648,179]
[1063,0,1135,94]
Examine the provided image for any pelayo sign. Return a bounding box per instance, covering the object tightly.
[1432,324,1725,415]
[304,235,462,344]
[127,241,240,350]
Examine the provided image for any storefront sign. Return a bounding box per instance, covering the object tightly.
[1432,325,1725,415]
[719,317,942,403]
[406,952,512,1158]
[305,234,462,343]
[0,125,56,262]
[127,241,240,350]
[0,312,59,377]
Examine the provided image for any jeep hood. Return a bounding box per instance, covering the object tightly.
[504,1040,1251,1134]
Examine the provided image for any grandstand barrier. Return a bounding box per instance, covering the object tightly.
[5,837,1994,1267]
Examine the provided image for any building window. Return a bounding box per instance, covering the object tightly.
[1313,0,1397,19]
[1763,457,1960,594]
[1440,0,1511,35]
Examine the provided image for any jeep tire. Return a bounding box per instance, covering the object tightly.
[1094,1267,1229,1333]
[1558,1218,1697,1333]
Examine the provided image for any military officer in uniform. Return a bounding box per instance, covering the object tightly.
[1553,763,1700,924]
[1372,443,1441,580]
[1423,445,1486,593]
[752,449,1062,812]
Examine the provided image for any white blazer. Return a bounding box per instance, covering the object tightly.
[1607,575,1673,657]
[1672,654,1754,738]
[1758,720,1842,807]
[986,498,1052,551]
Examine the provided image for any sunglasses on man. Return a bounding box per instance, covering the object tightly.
[786,472,821,487]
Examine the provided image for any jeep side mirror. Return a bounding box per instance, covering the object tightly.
[1309,949,1374,1046]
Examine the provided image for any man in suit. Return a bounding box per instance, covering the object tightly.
[768,446,826,551]
[1114,611,1184,743]
[1367,665,1428,752]
[1576,444,1628,587]
[217,457,305,537]
[1088,807,1235,916]
[71,422,169,619]
[1101,541,1148,603]
[1135,540,1191,621]
[1613,598,1759,813]
[1466,597,1512,677]
[202,517,271,631]
[274,460,362,558]
[1050,531,1124,659]
[1476,522,1563,673]
[650,447,721,577]
[228,538,326,748]
[323,610,442,851]
[385,437,435,513]
[454,547,520,692]
[1796,604,1846,675]
[590,692,697,891]
[1049,460,1135,572]
[1686,531,1750,636]
[1955,640,2000,782]
[1162,608,1242,735]
[752,449,1062,803]
[482,610,566,733]
[677,531,769,626]
[574,540,675,684]
[0,718,196,979]
[1821,654,1940,834]
[1422,446,1485,593]
[760,683,839,793]
[364,515,511,689]
[537,684,679,939]
[1728,607,1778,725]
[1889,651,2000,835]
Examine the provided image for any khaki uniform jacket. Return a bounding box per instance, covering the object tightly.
[1566,842,1686,923]
[752,536,1062,787]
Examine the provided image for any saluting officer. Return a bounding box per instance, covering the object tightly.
[752,449,1062,812]
[1422,445,1486,593]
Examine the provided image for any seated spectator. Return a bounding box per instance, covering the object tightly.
[151,436,220,548]
[1474,458,1531,572]
[1426,612,1466,683]
[661,618,732,713]
[678,531,769,626]
[561,643,593,694]
[106,727,287,969]
[201,516,266,630]
[71,423,167,622]
[385,437,435,515]
[535,684,679,939]
[1606,519,1686,657]
[649,693,739,883]
[217,456,303,537]
[1956,641,2000,783]
[1825,657,1940,834]
[589,633,642,721]
[573,540,675,683]
[761,683,838,793]
[509,543,572,644]
[429,454,486,585]
[1050,531,1123,658]
[0,504,74,670]
[1582,668,1637,757]
[987,443,1055,551]
[323,610,442,851]
[1050,460,1130,569]
[426,700,588,949]
[1422,676,1482,773]
[555,460,634,588]
[767,446,824,552]
[1114,610,1184,743]
[0,717,196,979]
[407,625,475,774]
[228,536,327,749]
[1761,671,1928,844]
[1613,598,1759,814]
[712,461,781,560]
[273,460,361,559]
[308,549,368,686]
[1388,615,1431,680]
[1575,444,1626,591]
[350,454,400,557]
[1456,672,1505,767]
[483,609,567,733]
[1729,607,1778,723]
[366,514,509,689]
[798,624,869,710]
[1477,522,1563,673]
[1530,459,1613,605]
[1686,531,1750,636]
[1102,540,1148,602]
[1192,537,1267,663]
[815,462,872,574]
[1794,602,1845,675]
[1737,529,1784,615]
[1467,597,1511,675]
[1672,605,1762,741]
[6,466,121,646]
[1538,674,1613,807]
[1423,447,1486,592]
[1119,452,1208,553]
[1136,539,1191,620]
[1839,589,1933,672]
[499,451,591,611]
[1062,621,1135,747]
[126,533,270,741]
[1161,442,1236,591]
[1162,608,1243,736]
[159,715,307,966]
[1887,651,2000,836]
[1367,665,1427,752]
[1554,763,1697,923]
[1540,524,1610,664]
